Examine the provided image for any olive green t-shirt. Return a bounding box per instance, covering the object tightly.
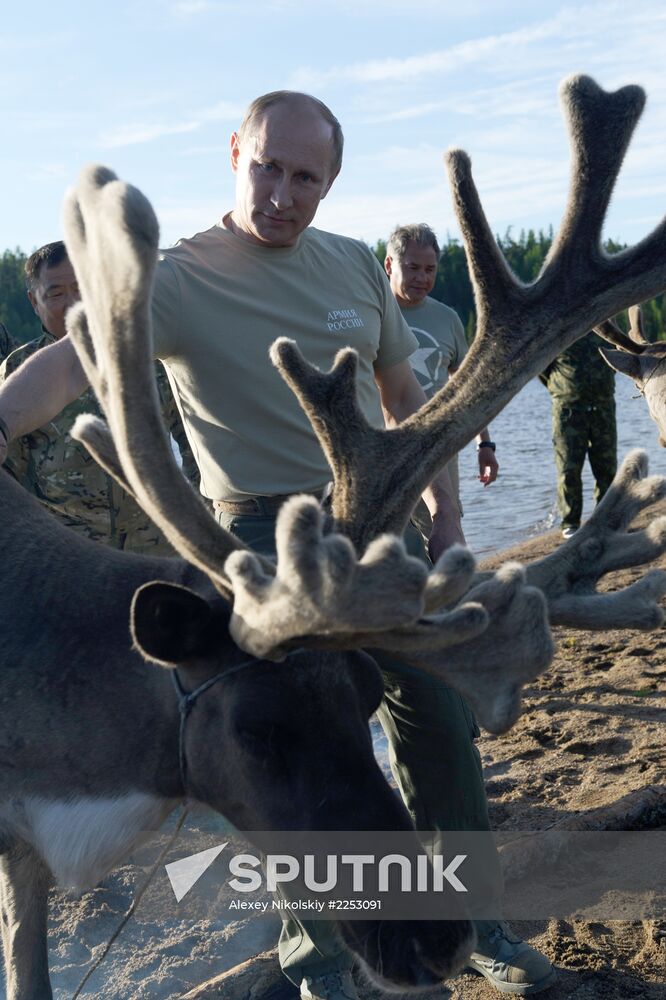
[402,296,468,396]
[152,222,417,500]
[400,296,468,516]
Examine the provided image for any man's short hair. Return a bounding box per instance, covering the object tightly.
[25,241,69,290]
[386,224,440,262]
[237,91,344,176]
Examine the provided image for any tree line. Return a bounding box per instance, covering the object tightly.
[374,229,666,344]
[0,249,41,348]
[1,235,665,355]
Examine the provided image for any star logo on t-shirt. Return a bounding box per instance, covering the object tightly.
[409,328,444,394]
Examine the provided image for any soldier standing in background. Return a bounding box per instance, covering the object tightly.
[0,241,198,552]
[540,331,617,538]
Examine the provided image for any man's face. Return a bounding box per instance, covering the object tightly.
[385,242,438,307]
[229,102,339,248]
[28,257,80,340]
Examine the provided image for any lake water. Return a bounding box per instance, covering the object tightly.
[370,374,666,775]
[456,374,666,559]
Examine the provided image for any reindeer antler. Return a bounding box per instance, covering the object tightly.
[62,71,666,729]
[628,305,648,344]
[225,500,489,658]
[523,450,666,628]
[61,167,498,664]
[594,306,649,355]
[272,76,666,552]
[63,169,247,600]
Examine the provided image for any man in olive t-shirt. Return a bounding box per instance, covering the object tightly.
[0,94,554,1000]
[384,224,499,535]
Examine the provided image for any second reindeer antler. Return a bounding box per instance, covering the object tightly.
[272,76,666,553]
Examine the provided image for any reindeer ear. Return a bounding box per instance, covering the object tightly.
[130,581,221,666]
[598,347,644,380]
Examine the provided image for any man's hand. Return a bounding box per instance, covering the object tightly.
[428,508,465,562]
[478,446,499,486]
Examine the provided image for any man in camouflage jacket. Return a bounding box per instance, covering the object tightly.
[0,241,198,553]
[540,331,616,537]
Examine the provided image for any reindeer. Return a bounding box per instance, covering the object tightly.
[595,306,666,444]
[1,73,666,1000]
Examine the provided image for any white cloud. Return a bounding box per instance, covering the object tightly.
[290,3,666,95]
[24,163,70,183]
[98,100,242,149]
[290,12,570,89]
[155,196,231,246]
[316,184,453,245]
[198,100,245,122]
[168,0,490,13]
[100,120,200,148]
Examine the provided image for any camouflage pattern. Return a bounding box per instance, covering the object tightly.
[0,323,21,364]
[0,332,200,553]
[541,333,617,529]
[154,362,201,488]
[540,332,615,403]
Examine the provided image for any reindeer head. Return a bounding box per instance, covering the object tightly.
[126,573,477,989]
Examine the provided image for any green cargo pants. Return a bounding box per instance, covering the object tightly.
[217,506,496,986]
[552,398,617,530]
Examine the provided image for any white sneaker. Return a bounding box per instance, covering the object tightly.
[300,970,358,1000]
[561,526,578,539]
[467,921,556,995]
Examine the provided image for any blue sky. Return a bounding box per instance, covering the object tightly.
[2,1,666,254]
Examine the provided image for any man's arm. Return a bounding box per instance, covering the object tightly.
[448,366,499,486]
[374,358,465,559]
[476,429,499,485]
[0,334,88,463]
[154,361,201,489]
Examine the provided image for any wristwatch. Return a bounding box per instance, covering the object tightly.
[478,441,496,452]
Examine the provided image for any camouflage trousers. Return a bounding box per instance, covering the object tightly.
[43,496,176,556]
[551,398,617,530]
